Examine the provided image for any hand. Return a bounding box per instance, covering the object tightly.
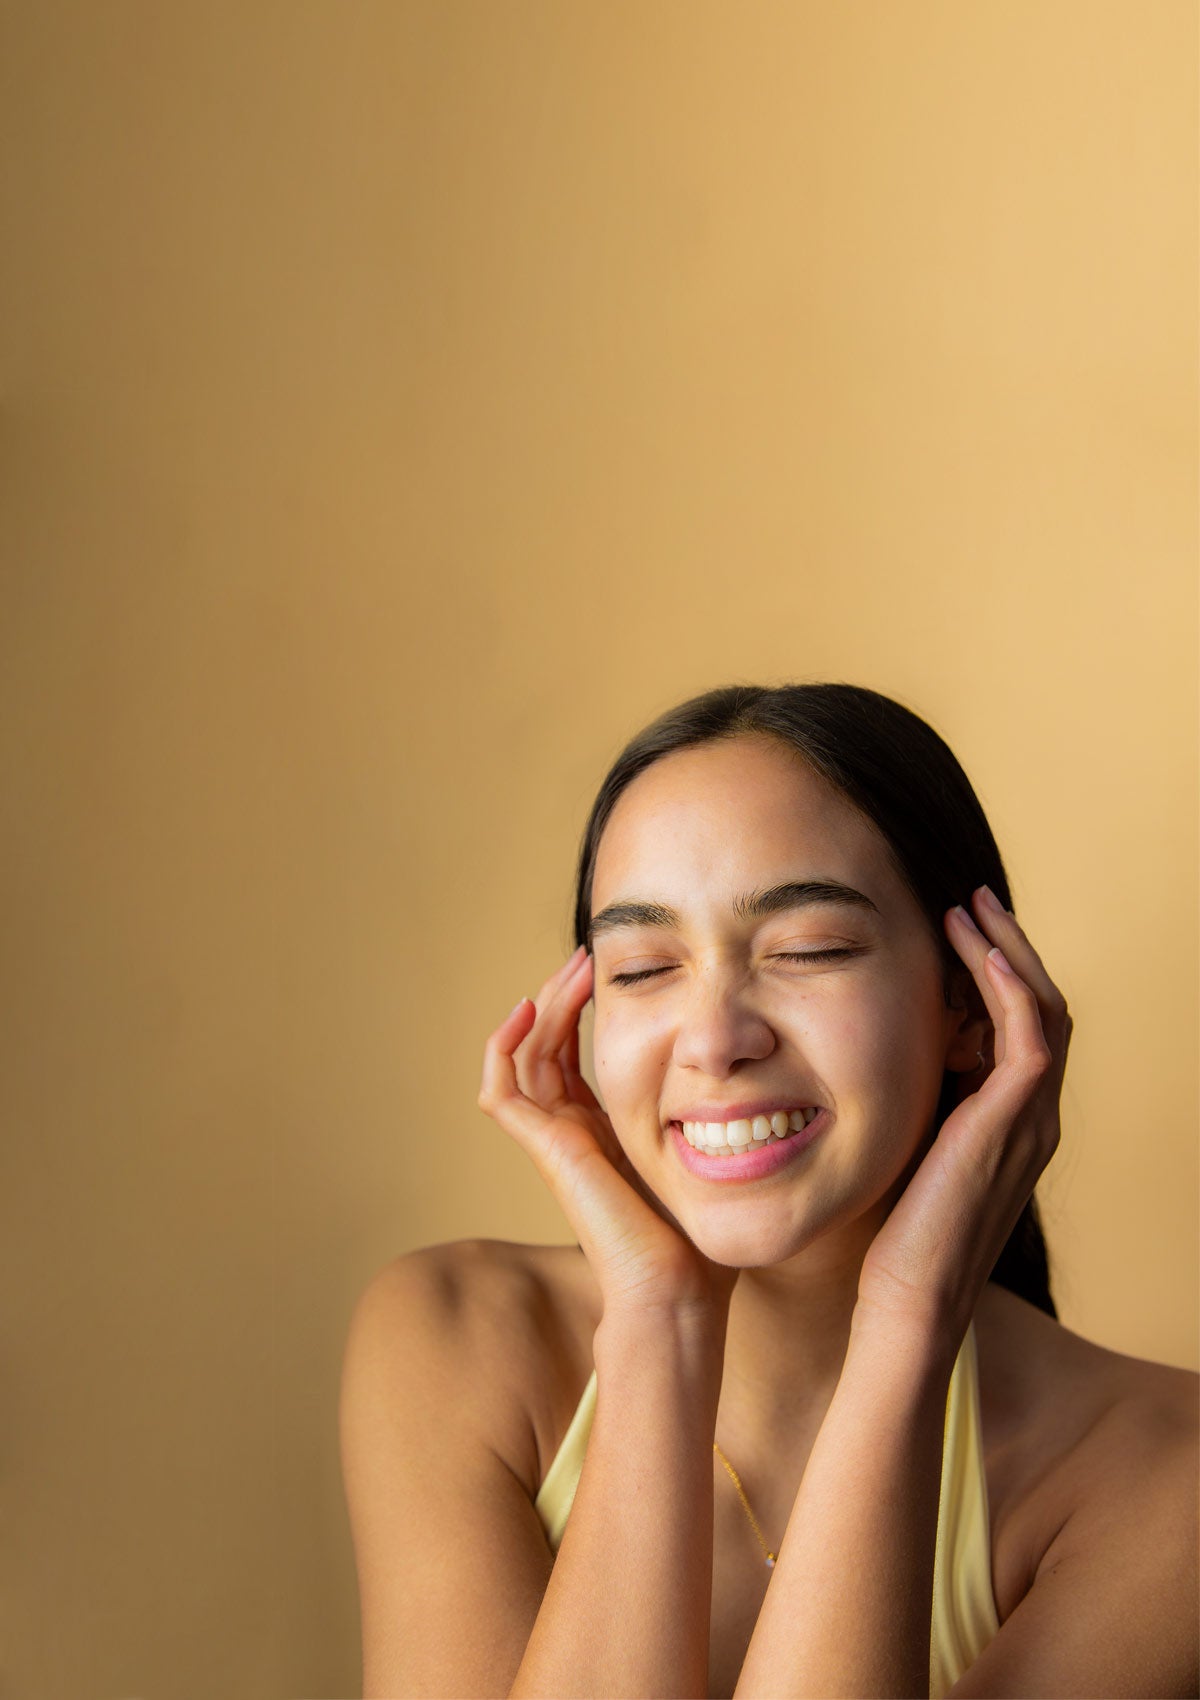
[855,885,1071,1343]
[478,946,739,1320]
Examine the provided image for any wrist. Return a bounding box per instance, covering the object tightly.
[847,1298,961,1388]
[594,1297,729,1383]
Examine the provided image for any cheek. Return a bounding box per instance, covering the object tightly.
[836,974,949,1122]
[592,1005,665,1108]
[792,956,941,1073]
[594,1006,676,1128]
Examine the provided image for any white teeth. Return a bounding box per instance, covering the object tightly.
[679,1108,819,1155]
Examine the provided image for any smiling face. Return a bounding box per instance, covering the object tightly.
[588,734,973,1269]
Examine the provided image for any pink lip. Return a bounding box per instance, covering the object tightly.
[669,1107,830,1182]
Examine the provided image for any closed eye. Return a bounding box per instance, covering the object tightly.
[608,948,857,987]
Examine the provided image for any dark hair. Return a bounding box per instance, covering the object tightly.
[571,681,1056,1319]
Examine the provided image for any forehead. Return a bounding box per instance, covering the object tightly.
[592,735,899,912]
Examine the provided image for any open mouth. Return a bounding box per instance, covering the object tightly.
[670,1107,820,1158]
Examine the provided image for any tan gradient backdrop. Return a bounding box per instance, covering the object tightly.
[2,3,1196,1696]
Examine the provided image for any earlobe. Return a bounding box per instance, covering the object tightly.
[943,973,991,1073]
[945,1028,990,1075]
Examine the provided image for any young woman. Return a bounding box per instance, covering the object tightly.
[340,683,1198,1698]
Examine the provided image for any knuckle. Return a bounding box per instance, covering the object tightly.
[1015,975,1041,1007]
[1022,1043,1054,1082]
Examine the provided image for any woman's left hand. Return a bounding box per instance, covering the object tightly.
[855,883,1072,1344]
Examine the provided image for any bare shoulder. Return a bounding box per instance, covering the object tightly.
[975,1282,1199,1636]
[344,1237,601,1493]
[339,1238,603,1696]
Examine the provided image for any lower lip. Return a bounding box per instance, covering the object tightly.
[669,1110,829,1182]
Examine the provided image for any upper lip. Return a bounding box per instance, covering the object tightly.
[666,1098,821,1125]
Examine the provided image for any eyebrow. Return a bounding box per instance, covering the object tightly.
[588,879,880,945]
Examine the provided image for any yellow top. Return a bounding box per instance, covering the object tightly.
[533,1319,1000,1698]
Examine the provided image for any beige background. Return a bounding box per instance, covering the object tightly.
[2,3,1196,1696]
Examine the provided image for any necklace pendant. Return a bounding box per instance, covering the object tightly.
[765,1554,776,1569]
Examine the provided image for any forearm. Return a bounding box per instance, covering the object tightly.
[510,1305,727,1700]
[735,1317,956,1700]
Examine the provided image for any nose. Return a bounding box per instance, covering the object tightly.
[670,968,777,1077]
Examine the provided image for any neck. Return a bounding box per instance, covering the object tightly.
[716,1209,885,1451]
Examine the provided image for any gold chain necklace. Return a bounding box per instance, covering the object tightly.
[713,1440,777,1569]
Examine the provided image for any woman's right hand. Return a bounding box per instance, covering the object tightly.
[478,945,738,1321]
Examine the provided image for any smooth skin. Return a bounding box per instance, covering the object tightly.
[340,736,1198,1698]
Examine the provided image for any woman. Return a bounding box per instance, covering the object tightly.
[340,683,1198,1698]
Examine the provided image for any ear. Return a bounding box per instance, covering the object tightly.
[942,962,992,1075]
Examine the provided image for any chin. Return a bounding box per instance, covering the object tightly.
[681,1207,832,1271]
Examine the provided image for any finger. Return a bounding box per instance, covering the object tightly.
[519,951,593,1106]
[981,945,1055,1090]
[949,906,1054,1097]
[518,953,587,1103]
[528,944,587,1011]
[947,904,1010,1064]
[509,947,582,1103]
[481,994,669,1276]
[558,996,603,1115]
[969,887,1071,1046]
[559,1004,581,1078]
[478,997,561,1154]
[555,996,635,1182]
[479,989,617,1190]
[479,1016,617,1250]
[522,945,586,1017]
[947,906,1055,1087]
[958,948,1060,1184]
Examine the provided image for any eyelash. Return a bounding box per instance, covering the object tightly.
[608,949,856,987]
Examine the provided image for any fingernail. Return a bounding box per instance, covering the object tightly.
[978,885,1005,914]
[987,947,1014,974]
[510,997,529,1016]
[952,904,981,933]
